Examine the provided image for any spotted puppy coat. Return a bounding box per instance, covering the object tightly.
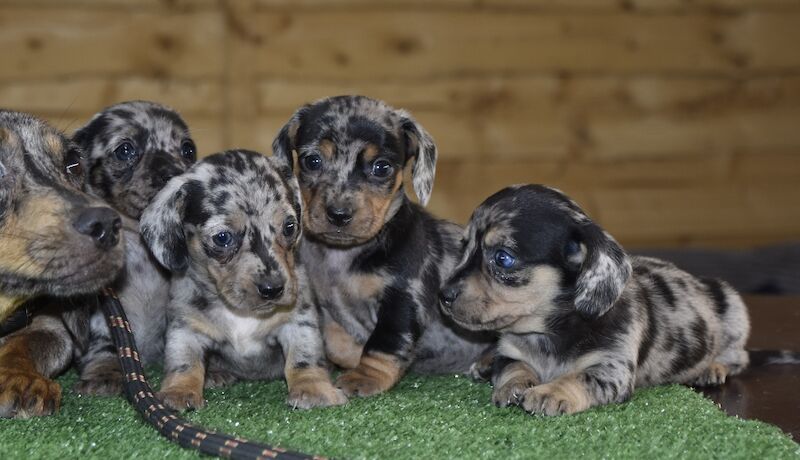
[140,150,345,411]
[273,95,492,398]
[0,111,125,418]
[440,185,799,416]
[0,101,196,415]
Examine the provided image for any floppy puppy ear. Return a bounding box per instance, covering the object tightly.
[272,105,309,170]
[139,175,194,272]
[399,113,437,207]
[572,224,632,318]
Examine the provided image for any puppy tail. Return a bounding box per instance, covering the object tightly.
[748,349,800,366]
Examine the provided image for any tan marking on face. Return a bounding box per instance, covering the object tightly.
[44,133,63,156]
[484,226,515,249]
[361,143,379,162]
[448,265,562,333]
[361,169,403,236]
[0,194,70,278]
[323,320,363,369]
[318,139,336,160]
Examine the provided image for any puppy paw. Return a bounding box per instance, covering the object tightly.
[157,388,205,411]
[520,382,590,416]
[0,369,61,418]
[692,362,729,387]
[492,379,533,408]
[287,380,348,409]
[73,372,124,397]
[335,353,401,397]
[204,370,239,389]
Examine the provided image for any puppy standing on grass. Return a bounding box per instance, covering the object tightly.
[140,150,345,410]
[273,95,492,397]
[0,101,197,415]
[439,184,800,416]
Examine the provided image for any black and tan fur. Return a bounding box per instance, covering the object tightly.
[0,102,196,416]
[140,150,345,411]
[273,95,492,397]
[0,110,125,418]
[441,184,800,416]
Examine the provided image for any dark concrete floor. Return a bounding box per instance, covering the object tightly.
[698,295,800,440]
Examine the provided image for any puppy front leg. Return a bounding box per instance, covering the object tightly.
[281,305,347,409]
[336,288,417,397]
[158,327,207,411]
[491,358,540,408]
[521,360,634,416]
[0,313,74,418]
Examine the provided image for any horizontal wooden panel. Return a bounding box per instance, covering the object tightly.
[254,0,800,11]
[592,184,800,243]
[0,8,224,79]
[257,75,800,115]
[7,0,215,7]
[0,78,224,116]
[243,11,800,79]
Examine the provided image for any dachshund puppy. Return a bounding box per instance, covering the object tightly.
[440,184,800,416]
[0,101,196,416]
[273,95,492,397]
[72,101,197,394]
[140,150,345,411]
[0,110,124,418]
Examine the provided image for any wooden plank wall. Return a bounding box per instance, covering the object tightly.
[2,0,799,248]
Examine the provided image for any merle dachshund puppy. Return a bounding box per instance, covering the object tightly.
[272,95,492,397]
[140,150,345,411]
[0,110,125,418]
[440,184,800,416]
[0,101,196,416]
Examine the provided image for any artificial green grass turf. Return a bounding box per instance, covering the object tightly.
[1,371,798,459]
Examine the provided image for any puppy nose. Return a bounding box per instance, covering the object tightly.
[155,165,183,188]
[326,206,353,227]
[73,207,122,250]
[256,280,285,300]
[439,286,460,308]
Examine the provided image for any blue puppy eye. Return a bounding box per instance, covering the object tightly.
[494,249,516,269]
[212,231,234,248]
[371,159,392,178]
[302,154,322,171]
[114,142,137,162]
[565,240,580,256]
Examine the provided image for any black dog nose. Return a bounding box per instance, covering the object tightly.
[439,286,460,308]
[326,206,353,227]
[73,207,122,250]
[256,281,285,300]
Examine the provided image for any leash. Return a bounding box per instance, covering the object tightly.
[98,287,321,460]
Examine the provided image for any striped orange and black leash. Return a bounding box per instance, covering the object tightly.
[99,287,322,460]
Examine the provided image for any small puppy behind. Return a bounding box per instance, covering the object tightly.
[0,101,196,416]
[140,149,345,411]
[273,95,492,398]
[440,184,800,416]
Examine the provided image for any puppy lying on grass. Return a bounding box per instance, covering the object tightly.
[440,184,800,416]
[140,149,345,411]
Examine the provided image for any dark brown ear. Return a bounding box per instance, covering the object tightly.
[398,112,437,207]
[271,105,310,171]
[139,175,199,273]
[573,223,632,318]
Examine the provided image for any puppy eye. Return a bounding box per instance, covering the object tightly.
[493,249,516,269]
[565,240,581,257]
[64,148,84,178]
[212,231,234,248]
[371,159,393,178]
[302,154,322,171]
[283,216,297,238]
[114,142,137,162]
[181,140,196,161]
